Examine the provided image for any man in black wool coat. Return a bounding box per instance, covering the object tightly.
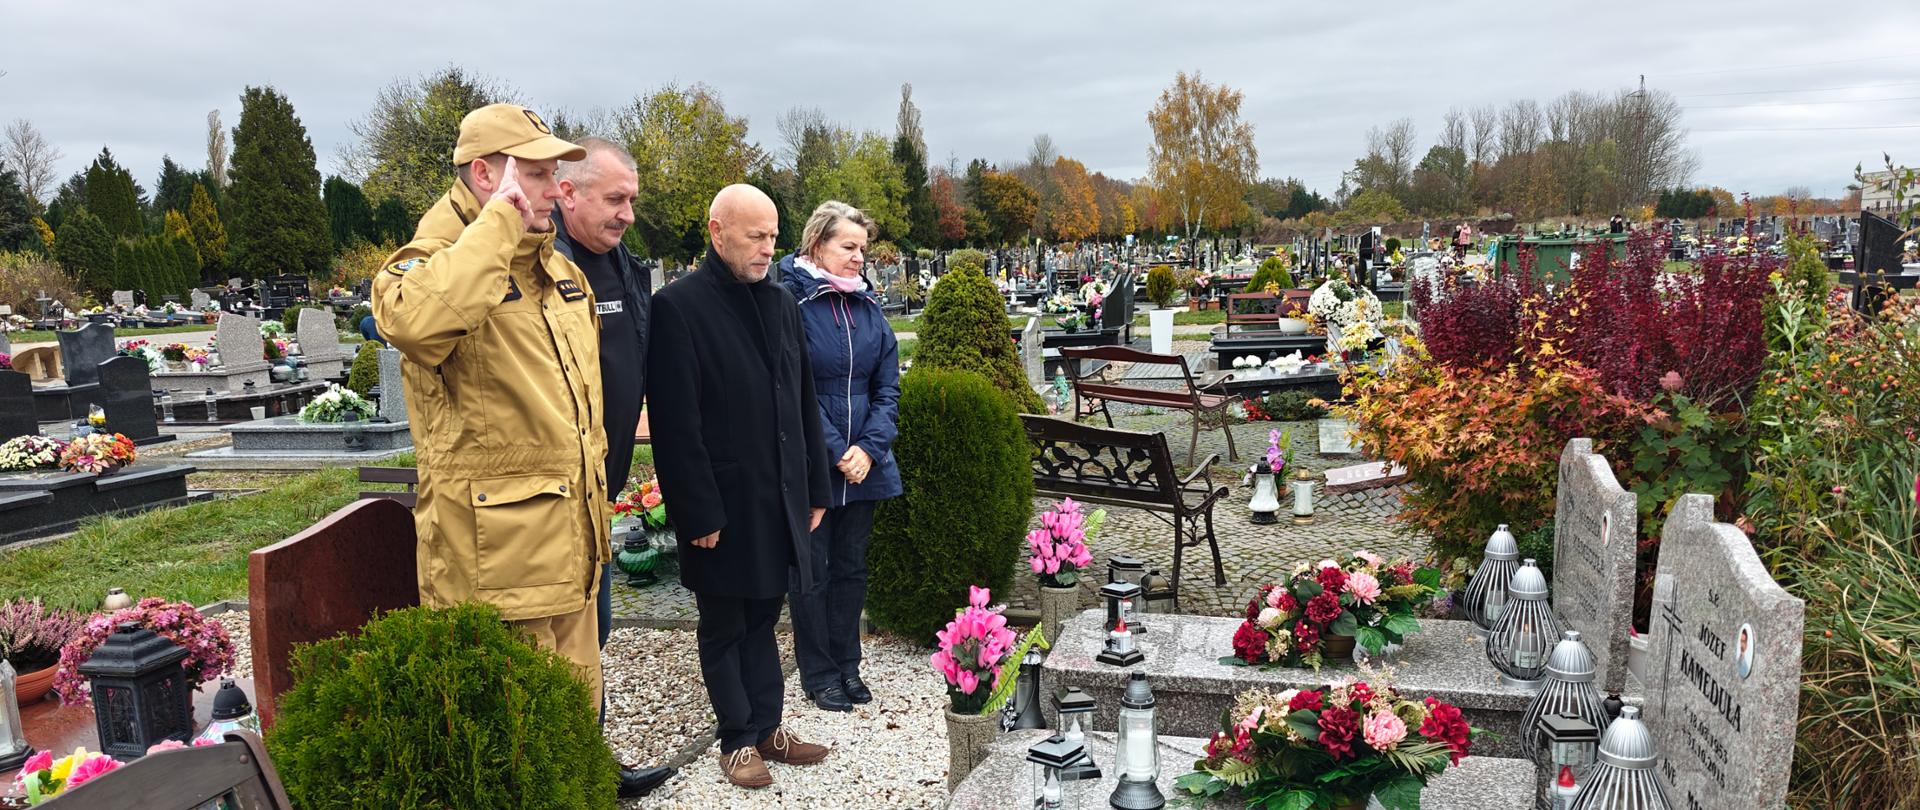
[645,183,833,790]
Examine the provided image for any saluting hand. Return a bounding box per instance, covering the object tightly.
[494,156,538,230]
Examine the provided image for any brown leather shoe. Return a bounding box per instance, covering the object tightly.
[720,746,773,789]
[755,726,830,765]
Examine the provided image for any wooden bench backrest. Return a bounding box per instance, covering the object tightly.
[1019,414,1180,508]
[40,731,290,809]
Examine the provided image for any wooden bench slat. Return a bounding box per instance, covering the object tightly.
[357,466,418,485]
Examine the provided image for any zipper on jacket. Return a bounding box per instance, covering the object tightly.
[840,293,854,505]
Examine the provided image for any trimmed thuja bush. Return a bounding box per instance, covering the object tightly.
[915,262,1046,413]
[1145,264,1177,307]
[267,602,619,810]
[1245,256,1293,293]
[346,340,380,396]
[868,367,1034,641]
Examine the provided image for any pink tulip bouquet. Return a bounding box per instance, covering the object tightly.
[1027,498,1102,588]
[929,586,1019,714]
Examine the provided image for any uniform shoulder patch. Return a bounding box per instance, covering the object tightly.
[387,257,423,275]
[502,275,523,303]
[556,278,587,302]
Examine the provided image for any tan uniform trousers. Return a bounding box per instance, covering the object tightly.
[508,561,603,710]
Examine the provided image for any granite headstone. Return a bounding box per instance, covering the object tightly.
[1552,438,1639,694]
[295,308,345,362]
[96,355,160,442]
[1021,316,1043,388]
[214,312,267,371]
[0,331,10,355]
[376,348,407,422]
[0,369,36,440]
[1644,494,1803,810]
[189,289,212,310]
[111,290,135,309]
[56,323,115,387]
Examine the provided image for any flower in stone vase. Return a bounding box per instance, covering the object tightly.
[929,586,1022,714]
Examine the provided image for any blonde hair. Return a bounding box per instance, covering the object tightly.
[800,201,876,258]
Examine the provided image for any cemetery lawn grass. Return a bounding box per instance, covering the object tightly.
[888,315,1028,333]
[8,323,214,345]
[0,453,415,612]
[1131,309,1225,326]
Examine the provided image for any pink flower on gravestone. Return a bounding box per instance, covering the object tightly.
[1363,710,1407,750]
[956,669,979,695]
[1345,571,1382,604]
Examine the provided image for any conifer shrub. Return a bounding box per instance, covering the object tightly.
[915,262,1045,413]
[868,367,1034,641]
[346,341,380,396]
[1246,256,1293,293]
[266,602,619,810]
[1145,265,1177,307]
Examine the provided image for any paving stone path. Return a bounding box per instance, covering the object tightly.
[610,346,1429,627]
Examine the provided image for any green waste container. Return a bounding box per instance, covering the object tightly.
[1495,233,1628,284]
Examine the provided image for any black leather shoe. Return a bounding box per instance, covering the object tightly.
[617,765,675,798]
[842,676,873,705]
[808,685,854,712]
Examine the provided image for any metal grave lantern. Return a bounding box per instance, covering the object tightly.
[192,678,261,745]
[614,521,660,587]
[1106,556,1147,632]
[1100,580,1143,635]
[1027,733,1084,810]
[340,410,367,451]
[1521,629,1611,750]
[1006,647,1048,731]
[1542,713,1601,779]
[77,621,194,759]
[1568,706,1672,810]
[0,660,33,772]
[1097,582,1145,667]
[1461,524,1519,637]
[1484,559,1561,690]
[1138,569,1174,615]
[1054,687,1101,781]
[1109,672,1165,810]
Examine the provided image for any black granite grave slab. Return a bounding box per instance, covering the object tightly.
[98,355,172,444]
[32,382,103,423]
[0,369,36,440]
[56,323,115,386]
[0,463,195,546]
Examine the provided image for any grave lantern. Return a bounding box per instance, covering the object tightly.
[1027,733,1084,810]
[1100,580,1143,635]
[614,522,660,587]
[204,388,219,422]
[158,389,175,424]
[1290,468,1316,525]
[192,678,260,745]
[1109,672,1165,810]
[1054,687,1101,781]
[1541,713,1600,773]
[1106,556,1148,633]
[1138,569,1173,615]
[78,622,194,759]
[1247,464,1282,524]
[1096,600,1144,668]
[341,410,367,452]
[0,660,33,772]
[1461,524,1520,637]
[1522,630,1611,750]
[1485,559,1561,691]
[1568,706,1672,810]
[1006,647,1048,731]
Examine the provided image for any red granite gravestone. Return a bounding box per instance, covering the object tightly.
[247,497,417,727]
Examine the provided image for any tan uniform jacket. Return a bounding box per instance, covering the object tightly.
[372,182,610,621]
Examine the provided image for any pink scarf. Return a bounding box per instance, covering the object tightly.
[797,255,866,295]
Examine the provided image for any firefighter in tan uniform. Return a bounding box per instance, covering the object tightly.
[372,104,609,707]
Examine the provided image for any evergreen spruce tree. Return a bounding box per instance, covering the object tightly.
[84,148,145,238]
[168,234,199,298]
[229,85,330,279]
[0,168,36,252]
[372,197,412,244]
[153,156,197,218]
[324,176,377,250]
[187,182,228,280]
[110,240,139,298]
[55,207,116,294]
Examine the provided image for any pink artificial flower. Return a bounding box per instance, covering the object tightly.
[1265,588,1285,609]
[956,669,979,695]
[969,586,990,609]
[1345,571,1382,604]
[1363,710,1407,750]
[1058,497,1079,514]
[1353,550,1385,568]
[146,740,188,755]
[63,753,121,789]
[191,737,218,747]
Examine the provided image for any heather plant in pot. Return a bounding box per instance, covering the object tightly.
[0,600,86,703]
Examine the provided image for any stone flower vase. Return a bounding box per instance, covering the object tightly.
[945,707,999,789]
[1037,583,1079,646]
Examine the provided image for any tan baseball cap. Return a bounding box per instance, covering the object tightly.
[453,103,586,165]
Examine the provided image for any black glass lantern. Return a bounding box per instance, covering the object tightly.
[1100,580,1143,634]
[1107,556,1148,632]
[1138,569,1174,615]
[1097,581,1144,667]
[1027,733,1084,810]
[77,622,194,759]
[1054,687,1101,781]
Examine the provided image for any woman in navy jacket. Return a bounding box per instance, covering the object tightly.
[778,201,902,712]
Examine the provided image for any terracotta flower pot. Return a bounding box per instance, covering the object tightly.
[14,663,56,705]
[1037,584,1080,646]
[945,707,1000,789]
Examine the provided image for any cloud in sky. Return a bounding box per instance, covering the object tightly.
[6,0,1918,200]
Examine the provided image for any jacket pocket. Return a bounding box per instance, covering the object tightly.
[470,474,576,590]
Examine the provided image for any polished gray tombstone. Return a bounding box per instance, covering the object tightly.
[111,290,136,309]
[1021,315,1043,389]
[0,369,36,440]
[1551,438,1639,694]
[1643,494,1803,810]
[294,308,347,378]
[376,349,408,423]
[56,323,116,386]
[189,289,212,310]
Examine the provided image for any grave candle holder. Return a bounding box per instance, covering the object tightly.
[1567,706,1672,809]
[1522,630,1611,750]
[1107,556,1147,633]
[1290,467,1316,525]
[78,622,194,759]
[0,660,33,772]
[1054,687,1101,781]
[1485,559,1560,690]
[1109,672,1165,810]
[1542,713,1600,773]
[1006,647,1048,731]
[1100,580,1143,635]
[1027,733,1083,810]
[1461,524,1520,637]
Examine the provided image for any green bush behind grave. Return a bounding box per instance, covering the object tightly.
[1247,256,1294,293]
[346,340,380,396]
[913,261,1045,413]
[267,602,619,810]
[868,367,1034,641]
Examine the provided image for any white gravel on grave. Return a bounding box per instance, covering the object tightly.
[624,632,951,810]
[213,613,953,810]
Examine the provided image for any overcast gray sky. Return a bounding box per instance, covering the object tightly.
[7,0,1918,201]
